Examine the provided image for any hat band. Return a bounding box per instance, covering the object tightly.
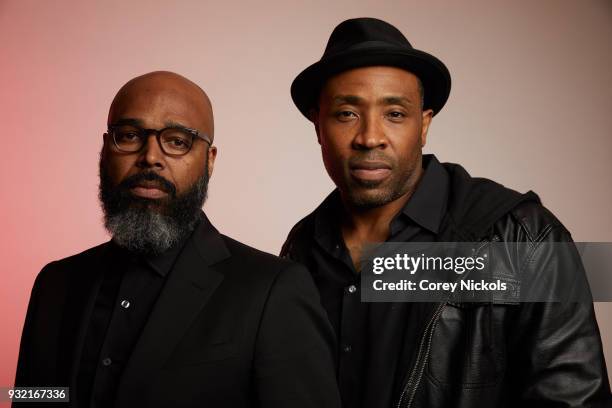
[324,40,411,58]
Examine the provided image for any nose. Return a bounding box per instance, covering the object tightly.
[352,113,387,150]
[137,134,165,170]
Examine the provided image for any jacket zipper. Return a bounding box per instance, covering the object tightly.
[396,240,491,408]
[395,302,446,408]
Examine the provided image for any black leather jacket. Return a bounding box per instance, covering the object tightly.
[282,161,611,408]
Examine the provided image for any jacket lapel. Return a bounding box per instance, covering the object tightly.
[115,213,230,406]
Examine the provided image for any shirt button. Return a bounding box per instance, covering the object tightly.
[102,357,112,366]
[120,300,130,309]
[347,285,357,294]
[342,344,352,353]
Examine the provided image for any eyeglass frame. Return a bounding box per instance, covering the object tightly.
[107,123,212,157]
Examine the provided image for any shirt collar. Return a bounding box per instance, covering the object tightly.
[396,154,448,234]
[142,239,186,277]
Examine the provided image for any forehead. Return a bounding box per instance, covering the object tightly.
[321,66,421,101]
[109,82,210,131]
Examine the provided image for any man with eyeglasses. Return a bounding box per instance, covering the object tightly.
[14,71,340,408]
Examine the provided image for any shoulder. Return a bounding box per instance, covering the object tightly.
[280,211,317,258]
[38,242,108,275]
[218,234,311,285]
[221,235,295,270]
[30,242,109,295]
[497,200,571,243]
[510,200,566,235]
[441,160,559,240]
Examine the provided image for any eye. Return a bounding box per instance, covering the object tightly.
[386,111,407,122]
[335,110,358,122]
[114,127,143,144]
[161,130,193,152]
[121,132,140,140]
[169,137,187,147]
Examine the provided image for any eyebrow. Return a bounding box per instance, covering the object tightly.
[381,96,415,107]
[164,120,194,131]
[332,95,364,105]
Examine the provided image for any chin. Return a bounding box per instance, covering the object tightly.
[347,188,395,209]
[130,193,169,204]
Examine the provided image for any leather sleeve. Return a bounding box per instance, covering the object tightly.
[253,262,341,408]
[511,223,611,407]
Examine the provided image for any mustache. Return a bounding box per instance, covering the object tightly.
[348,152,394,168]
[118,171,177,197]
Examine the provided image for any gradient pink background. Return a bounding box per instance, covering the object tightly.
[1,0,611,398]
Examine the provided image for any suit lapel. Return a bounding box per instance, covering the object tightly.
[115,214,230,406]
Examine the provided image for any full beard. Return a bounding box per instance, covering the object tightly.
[98,159,209,256]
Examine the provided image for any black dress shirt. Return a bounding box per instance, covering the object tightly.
[76,234,189,407]
[307,155,449,408]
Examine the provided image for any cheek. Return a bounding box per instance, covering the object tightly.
[171,157,206,192]
[389,124,423,154]
[320,137,351,187]
[320,136,348,169]
[320,124,350,159]
[103,154,135,185]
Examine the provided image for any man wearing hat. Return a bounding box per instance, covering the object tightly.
[282,18,611,407]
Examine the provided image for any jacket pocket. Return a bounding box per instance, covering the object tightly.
[163,328,239,368]
[426,302,515,388]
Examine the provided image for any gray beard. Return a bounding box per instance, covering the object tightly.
[104,205,202,255]
[99,157,208,256]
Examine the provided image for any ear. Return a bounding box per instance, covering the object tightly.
[309,109,322,145]
[206,146,218,178]
[420,109,434,148]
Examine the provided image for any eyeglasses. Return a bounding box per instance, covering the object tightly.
[107,124,212,156]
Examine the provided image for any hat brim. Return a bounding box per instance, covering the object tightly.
[291,46,451,120]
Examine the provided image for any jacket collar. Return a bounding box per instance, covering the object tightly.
[439,162,540,241]
[190,211,231,266]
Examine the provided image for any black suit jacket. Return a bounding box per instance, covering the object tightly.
[14,214,341,408]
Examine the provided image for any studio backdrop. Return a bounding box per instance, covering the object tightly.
[0,0,611,394]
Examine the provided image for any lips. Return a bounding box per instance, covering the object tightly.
[130,181,169,199]
[349,161,392,182]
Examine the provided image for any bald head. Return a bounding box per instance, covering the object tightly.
[108,71,214,141]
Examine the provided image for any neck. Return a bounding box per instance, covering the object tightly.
[340,188,411,242]
[338,185,417,273]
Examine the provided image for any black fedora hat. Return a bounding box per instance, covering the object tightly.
[291,17,451,120]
